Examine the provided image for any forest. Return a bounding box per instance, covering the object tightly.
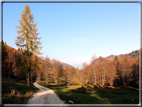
[1,4,140,89]
[1,41,140,88]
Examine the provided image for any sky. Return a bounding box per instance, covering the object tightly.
[3,2,140,69]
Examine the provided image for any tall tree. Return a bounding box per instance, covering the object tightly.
[90,53,97,86]
[15,4,42,86]
[62,65,67,82]
[2,41,9,77]
[43,55,51,84]
[52,59,61,85]
[98,57,107,86]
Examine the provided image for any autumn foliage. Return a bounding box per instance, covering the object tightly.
[79,55,139,88]
[1,41,140,88]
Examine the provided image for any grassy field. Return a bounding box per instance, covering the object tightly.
[2,77,38,104]
[39,82,139,104]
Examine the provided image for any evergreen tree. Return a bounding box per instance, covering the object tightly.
[15,4,42,86]
[115,56,118,61]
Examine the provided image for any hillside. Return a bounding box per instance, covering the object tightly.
[60,62,74,68]
[105,49,140,60]
[91,48,141,65]
[39,56,74,68]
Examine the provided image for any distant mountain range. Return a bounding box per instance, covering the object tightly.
[39,56,74,68]
[105,49,140,60]
[91,49,141,65]
[60,62,74,68]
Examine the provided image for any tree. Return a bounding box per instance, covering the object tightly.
[82,62,89,85]
[52,59,61,85]
[115,56,118,61]
[98,57,107,86]
[66,67,74,86]
[15,4,42,86]
[76,67,79,79]
[62,65,67,82]
[118,57,132,85]
[106,60,116,86]
[43,55,51,84]
[2,41,9,77]
[32,55,43,83]
[90,53,97,86]
[13,50,27,80]
[131,56,139,87]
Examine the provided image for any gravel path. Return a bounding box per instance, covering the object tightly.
[27,82,66,106]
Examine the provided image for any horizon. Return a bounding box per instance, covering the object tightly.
[3,3,140,69]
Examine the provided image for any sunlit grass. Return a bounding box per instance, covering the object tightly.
[39,81,139,104]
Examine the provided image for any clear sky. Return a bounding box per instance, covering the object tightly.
[3,2,140,69]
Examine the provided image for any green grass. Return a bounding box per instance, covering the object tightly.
[39,82,139,104]
[2,77,38,104]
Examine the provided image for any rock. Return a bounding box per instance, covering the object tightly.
[68,100,74,104]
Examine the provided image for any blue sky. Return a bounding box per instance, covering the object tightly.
[3,3,140,69]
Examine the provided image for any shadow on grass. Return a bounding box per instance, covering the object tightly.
[2,78,38,104]
[39,82,139,104]
[91,86,139,104]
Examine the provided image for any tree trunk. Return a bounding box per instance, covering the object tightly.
[8,62,10,79]
[101,71,103,86]
[45,79,48,84]
[110,78,113,86]
[45,73,48,84]
[94,69,96,86]
[103,70,105,86]
[94,75,96,86]
[4,63,5,77]
[55,79,57,85]
[38,73,40,83]
[67,82,70,86]
[4,71,5,77]
[31,72,32,83]
[27,73,29,86]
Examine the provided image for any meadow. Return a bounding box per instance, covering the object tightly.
[39,81,139,104]
[2,77,38,104]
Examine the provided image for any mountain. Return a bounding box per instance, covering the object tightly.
[38,56,74,68]
[106,49,140,61]
[60,62,75,68]
[91,49,141,65]
[105,55,115,60]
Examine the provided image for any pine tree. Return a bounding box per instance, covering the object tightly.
[15,4,42,86]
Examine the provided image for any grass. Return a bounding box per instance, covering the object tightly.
[39,81,139,104]
[2,77,38,104]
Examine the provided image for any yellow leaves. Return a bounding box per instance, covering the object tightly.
[16,4,42,56]
[63,66,66,71]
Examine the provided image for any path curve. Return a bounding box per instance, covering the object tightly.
[27,82,65,105]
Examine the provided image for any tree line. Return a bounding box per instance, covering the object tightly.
[80,54,139,88]
[1,42,140,88]
[1,41,77,86]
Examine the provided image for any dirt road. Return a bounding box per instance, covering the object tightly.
[27,82,67,106]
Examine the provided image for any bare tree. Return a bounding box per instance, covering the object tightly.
[90,53,97,86]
